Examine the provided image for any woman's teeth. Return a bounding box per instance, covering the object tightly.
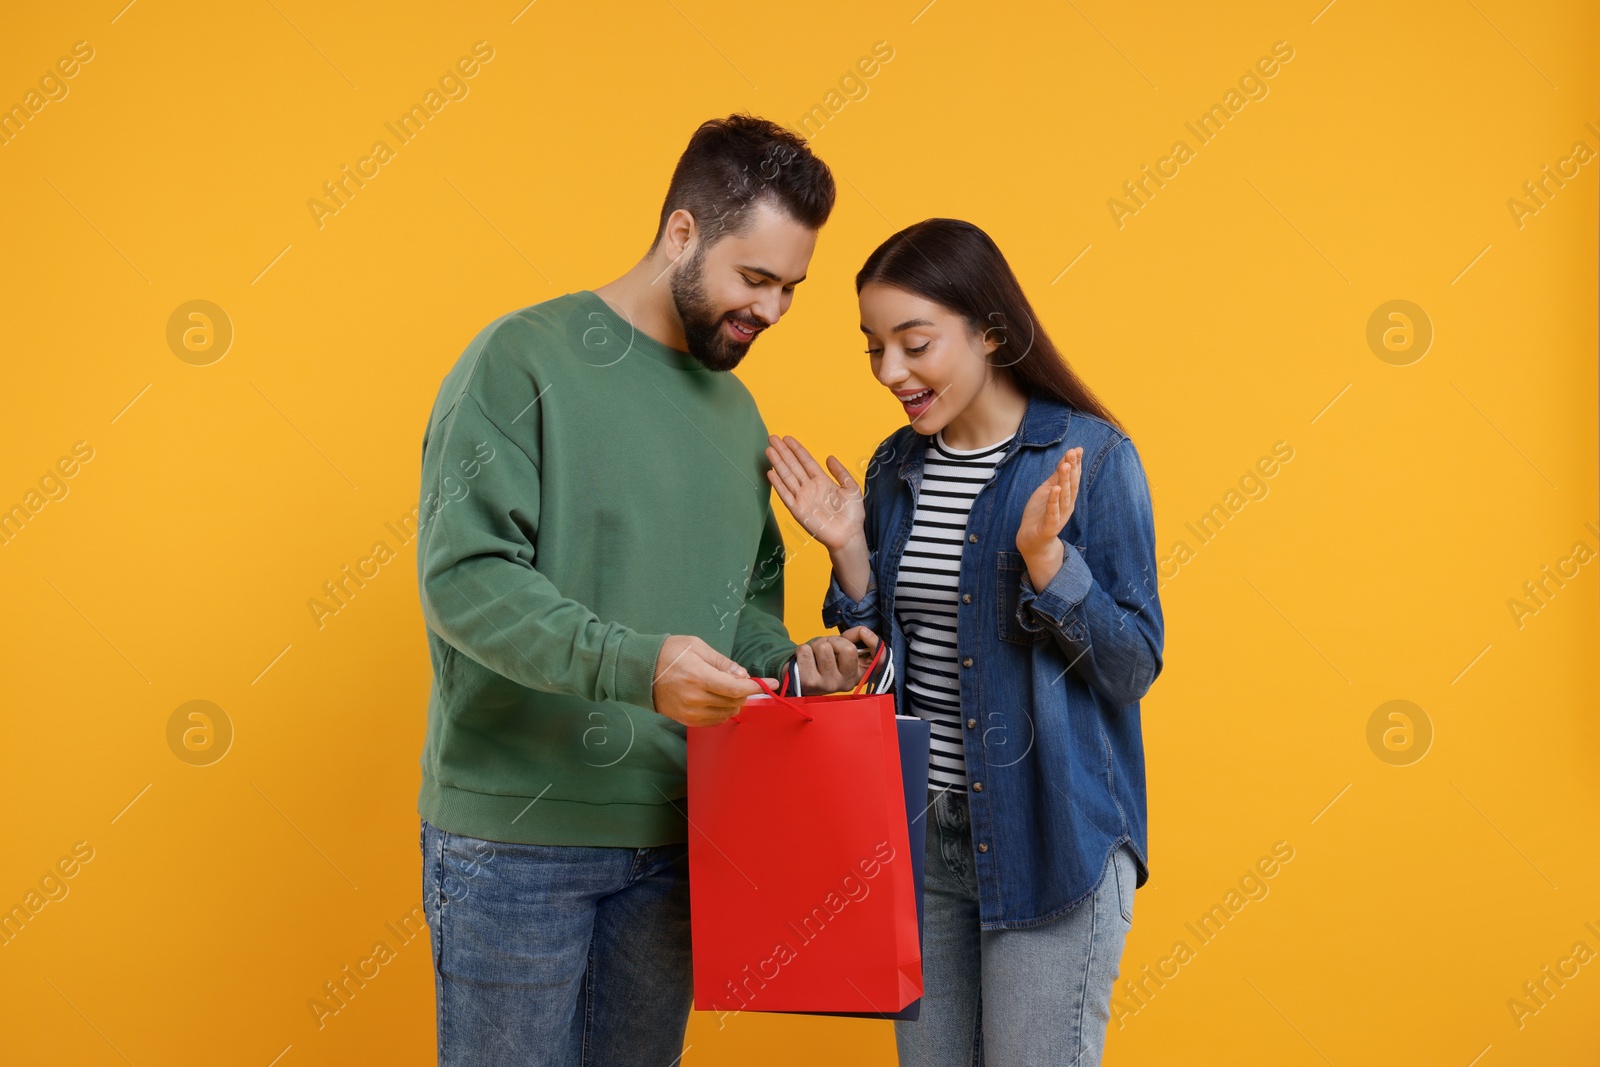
[901,389,933,404]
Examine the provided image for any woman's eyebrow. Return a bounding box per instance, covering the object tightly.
[860,317,936,335]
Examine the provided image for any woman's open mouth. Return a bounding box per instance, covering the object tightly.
[898,388,936,419]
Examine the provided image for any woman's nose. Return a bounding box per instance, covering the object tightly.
[876,351,904,385]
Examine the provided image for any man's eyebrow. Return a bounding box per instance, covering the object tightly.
[737,264,806,285]
[860,317,936,334]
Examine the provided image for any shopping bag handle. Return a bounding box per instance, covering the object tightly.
[733,676,814,723]
[851,639,888,695]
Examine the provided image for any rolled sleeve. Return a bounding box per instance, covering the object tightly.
[821,549,880,632]
[1014,436,1165,708]
[1015,543,1093,634]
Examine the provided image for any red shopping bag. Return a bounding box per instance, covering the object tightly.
[687,674,922,1014]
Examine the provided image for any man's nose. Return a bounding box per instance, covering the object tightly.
[752,290,780,326]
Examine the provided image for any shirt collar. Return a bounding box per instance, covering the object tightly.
[899,393,1072,477]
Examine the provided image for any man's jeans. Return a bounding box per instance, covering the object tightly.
[895,788,1137,1067]
[420,819,693,1067]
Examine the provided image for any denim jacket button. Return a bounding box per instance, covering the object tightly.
[962,657,973,668]
[862,401,1160,926]
[972,782,983,792]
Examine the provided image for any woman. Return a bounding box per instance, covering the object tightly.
[763,219,1164,1066]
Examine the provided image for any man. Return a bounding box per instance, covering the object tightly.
[414,114,876,1065]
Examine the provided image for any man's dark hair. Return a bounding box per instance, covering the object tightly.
[650,113,836,252]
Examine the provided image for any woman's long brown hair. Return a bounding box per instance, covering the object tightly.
[855,218,1125,433]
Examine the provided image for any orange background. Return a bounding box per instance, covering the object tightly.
[2,1,1596,1064]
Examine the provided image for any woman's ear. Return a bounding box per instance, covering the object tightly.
[978,312,1005,359]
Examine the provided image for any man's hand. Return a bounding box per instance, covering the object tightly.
[796,626,881,693]
[652,635,766,728]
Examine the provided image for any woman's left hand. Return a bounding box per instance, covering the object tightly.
[1015,447,1083,579]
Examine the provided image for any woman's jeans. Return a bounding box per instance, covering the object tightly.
[896,787,1137,1067]
[420,819,693,1067]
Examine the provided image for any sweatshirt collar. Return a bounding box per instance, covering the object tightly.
[576,290,708,373]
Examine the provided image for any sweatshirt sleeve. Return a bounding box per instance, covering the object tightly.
[417,389,668,711]
[728,497,799,679]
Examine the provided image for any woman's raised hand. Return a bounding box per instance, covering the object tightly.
[764,434,865,553]
[1016,446,1083,563]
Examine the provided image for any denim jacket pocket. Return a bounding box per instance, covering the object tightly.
[997,550,1047,645]
[999,546,1088,644]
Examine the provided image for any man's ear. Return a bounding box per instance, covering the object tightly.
[660,208,699,263]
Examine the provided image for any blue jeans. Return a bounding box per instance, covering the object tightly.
[420,819,693,1067]
[895,788,1136,1066]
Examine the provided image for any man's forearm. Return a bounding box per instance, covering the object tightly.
[418,392,669,709]
[422,541,669,710]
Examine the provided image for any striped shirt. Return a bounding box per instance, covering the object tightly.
[894,430,1014,791]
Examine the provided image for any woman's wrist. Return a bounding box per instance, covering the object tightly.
[827,529,867,555]
[1021,539,1064,592]
[829,532,872,603]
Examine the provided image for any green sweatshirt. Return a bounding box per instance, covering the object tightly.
[415,290,798,847]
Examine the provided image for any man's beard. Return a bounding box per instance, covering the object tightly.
[670,243,760,372]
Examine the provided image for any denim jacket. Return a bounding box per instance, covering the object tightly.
[822,393,1163,930]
